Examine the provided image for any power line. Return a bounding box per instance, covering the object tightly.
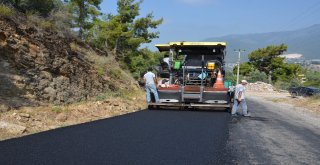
[275,1,320,33]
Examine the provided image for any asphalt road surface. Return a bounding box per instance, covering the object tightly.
[0,96,319,165]
[0,110,231,165]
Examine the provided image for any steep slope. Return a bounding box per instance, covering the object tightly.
[0,14,138,110]
[204,24,320,62]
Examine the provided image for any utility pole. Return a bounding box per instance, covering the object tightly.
[234,49,245,84]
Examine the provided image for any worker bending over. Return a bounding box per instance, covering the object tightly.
[231,80,250,117]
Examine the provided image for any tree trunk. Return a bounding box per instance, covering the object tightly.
[114,36,121,57]
[78,0,85,39]
[268,71,272,84]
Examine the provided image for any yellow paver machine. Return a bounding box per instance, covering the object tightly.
[148,42,234,111]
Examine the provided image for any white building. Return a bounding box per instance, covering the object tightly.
[279,54,303,59]
[280,54,305,64]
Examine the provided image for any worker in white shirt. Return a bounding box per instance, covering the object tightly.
[163,54,170,66]
[231,80,250,117]
[143,67,159,103]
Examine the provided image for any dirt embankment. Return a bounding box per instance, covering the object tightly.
[0,15,110,107]
[0,96,146,141]
[0,10,146,141]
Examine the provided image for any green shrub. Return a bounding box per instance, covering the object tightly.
[26,11,53,30]
[0,4,12,17]
[109,68,122,80]
[48,8,73,37]
[95,88,135,101]
[224,71,237,84]
[311,94,320,100]
[247,70,268,83]
[303,71,320,88]
[51,106,62,113]
[26,11,42,26]
[6,0,60,17]
[95,94,107,101]
[274,78,301,90]
[97,67,105,76]
[288,78,302,87]
[40,20,54,30]
[273,81,289,90]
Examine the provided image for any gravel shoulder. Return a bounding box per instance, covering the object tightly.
[0,94,146,141]
[227,93,320,164]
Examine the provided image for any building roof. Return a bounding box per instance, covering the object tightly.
[279,54,303,59]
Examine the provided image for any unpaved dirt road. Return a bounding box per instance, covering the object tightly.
[228,95,320,164]
[0,94,319,165]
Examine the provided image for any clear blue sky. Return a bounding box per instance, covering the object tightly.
[100,0,320,49]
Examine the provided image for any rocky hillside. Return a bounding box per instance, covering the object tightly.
[0,13,139,111]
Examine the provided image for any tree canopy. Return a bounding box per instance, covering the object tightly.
[86,0,163,55]
[247,44,302,82]
[248,44,287,75]
[65,0,103,38]
[84,0,163,75]
[233,62,253,76]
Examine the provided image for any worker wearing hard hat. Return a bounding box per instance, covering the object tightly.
[231,80,251,117]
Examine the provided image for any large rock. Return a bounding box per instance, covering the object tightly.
[39,71,52,81]
[43,87,56,101]
[55,113,68,122]
[0,104,10,112]
[0,121,26,134]
[247,81,276,92]
[0,31,8,44]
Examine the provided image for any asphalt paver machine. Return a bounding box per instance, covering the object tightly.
[148,42,234,111]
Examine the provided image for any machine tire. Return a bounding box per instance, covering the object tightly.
[225,103,232,113]
[225,107,231,113]
[291,92,298,98]
[179,106,187,110]
[148,105,154,110]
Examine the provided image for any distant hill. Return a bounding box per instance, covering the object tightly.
[203,24,320,63]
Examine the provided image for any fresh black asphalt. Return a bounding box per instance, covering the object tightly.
[0,109,231,165]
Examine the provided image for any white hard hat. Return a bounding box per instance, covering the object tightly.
[241,80,248,84]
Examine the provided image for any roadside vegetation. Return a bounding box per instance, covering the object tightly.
[1,0,163,78]
[227,44,320,90]
[303,71,320,88]
[0,4,12,16]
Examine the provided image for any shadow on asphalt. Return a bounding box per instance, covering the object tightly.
[149,107,229,113]
[230,116,271,124]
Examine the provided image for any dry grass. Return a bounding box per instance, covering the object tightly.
[282,97,320,114]
[70,42,139,92]
[0,94,146,141]
[25,11,58,31]
[249,91,320,114]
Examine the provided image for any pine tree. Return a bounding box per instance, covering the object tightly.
[66,0,102,38]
